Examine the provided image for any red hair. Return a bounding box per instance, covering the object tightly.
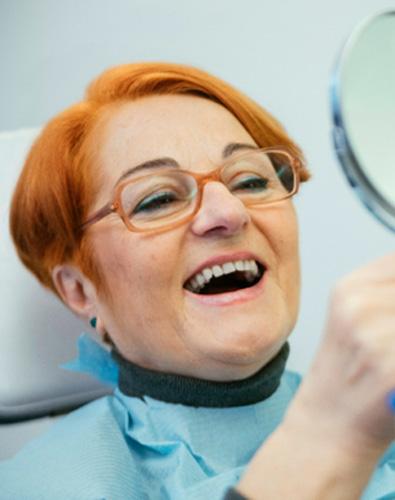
[10,62,310,298]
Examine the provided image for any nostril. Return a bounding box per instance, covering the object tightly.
[205,223,233,236]
[191,207,250,237]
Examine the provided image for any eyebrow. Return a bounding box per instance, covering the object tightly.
[222,142,258,158]
[114,142,258,186]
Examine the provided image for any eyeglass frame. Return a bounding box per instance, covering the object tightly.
[80,146,302,234]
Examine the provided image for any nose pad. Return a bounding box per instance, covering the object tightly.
[190,182,251,236]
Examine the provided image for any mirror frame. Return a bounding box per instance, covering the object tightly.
[330,10,395,232]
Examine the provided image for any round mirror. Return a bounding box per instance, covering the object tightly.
[331,11,395,231]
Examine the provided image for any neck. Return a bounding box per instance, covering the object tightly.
[111,342,290,408]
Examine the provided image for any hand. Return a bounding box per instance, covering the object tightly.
[237,254,395,500]
[288,252,395,453]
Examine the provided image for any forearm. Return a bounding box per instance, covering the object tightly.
[236,417,384,500]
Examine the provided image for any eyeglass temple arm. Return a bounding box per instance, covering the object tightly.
[80,204,115,231]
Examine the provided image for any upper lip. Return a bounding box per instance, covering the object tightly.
[183,251,267,286]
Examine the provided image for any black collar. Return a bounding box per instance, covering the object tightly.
[112,342,290,408]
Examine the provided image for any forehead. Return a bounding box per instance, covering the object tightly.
[94,94,257,180]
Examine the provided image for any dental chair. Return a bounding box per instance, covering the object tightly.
[0,128,110,460]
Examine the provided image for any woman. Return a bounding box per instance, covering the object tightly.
[1,62,394,499]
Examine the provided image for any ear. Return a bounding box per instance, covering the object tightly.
[52,264,98,322]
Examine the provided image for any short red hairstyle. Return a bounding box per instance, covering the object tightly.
[9,62,310,298]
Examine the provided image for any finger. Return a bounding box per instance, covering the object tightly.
[344,252,395,284]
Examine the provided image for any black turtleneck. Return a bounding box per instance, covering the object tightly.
[111,342,290,408]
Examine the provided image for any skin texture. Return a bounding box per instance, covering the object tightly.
[53,94,301,381]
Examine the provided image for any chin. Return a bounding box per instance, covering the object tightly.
[206,325,285,367]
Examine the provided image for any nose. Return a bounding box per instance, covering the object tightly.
[190,182,251,237]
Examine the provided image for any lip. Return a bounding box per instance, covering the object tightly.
[184,266,267,307]
[183,250,268,307]
[183,251,267,285]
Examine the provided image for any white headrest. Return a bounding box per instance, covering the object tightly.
[0,129,109,422]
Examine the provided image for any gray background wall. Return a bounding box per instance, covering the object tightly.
[1,0,394,455]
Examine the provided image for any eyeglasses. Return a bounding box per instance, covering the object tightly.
[81,146,301,234]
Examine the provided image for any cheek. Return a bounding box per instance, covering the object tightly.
[276,211,301,314]
[254,203,299,259]
[92,228,181,302]
[255,205,300,296]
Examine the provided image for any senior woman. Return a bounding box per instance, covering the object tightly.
[1,62,394,500]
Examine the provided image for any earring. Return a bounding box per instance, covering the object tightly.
[89,316,113,346]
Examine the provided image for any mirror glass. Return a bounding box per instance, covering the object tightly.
[331,11,395,231]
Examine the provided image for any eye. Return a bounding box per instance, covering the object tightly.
[133,191,179,214]
[231,175,269,192]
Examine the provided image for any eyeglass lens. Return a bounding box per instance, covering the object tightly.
[120,150,295,230]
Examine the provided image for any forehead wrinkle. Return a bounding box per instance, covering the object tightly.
[92,95,259,200]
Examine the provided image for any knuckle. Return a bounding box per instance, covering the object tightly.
[328,285,379,352]
[330,283,365,329]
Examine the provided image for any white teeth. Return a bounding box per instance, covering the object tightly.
[244,259,254,272]
[191,277,199,289]
[196,274,205,287]
[245,260,259,282]
[186,258,263,293]
[250,260,259,274]
[212,265,223,278]
[235,260,245,271]
[202,268,213,281]
[223,262,236,274]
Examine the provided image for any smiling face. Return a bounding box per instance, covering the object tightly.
[86,94,301,381]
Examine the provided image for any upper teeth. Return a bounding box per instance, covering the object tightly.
[186,259,260,292]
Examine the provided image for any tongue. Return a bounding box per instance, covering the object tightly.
[198,271,256,295]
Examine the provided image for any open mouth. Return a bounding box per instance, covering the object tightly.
[184,259,265,295]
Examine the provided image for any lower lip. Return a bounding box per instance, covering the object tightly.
[184,270,267,307]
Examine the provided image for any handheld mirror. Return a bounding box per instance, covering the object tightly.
[331,10,395,231]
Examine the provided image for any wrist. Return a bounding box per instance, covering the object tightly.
[237,413,383,500]
[284,389,390,459]
[282,408,384,469]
